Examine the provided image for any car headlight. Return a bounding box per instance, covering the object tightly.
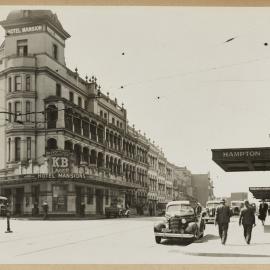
[181,218,187,224]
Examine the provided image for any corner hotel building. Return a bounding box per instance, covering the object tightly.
[0,10,177,216]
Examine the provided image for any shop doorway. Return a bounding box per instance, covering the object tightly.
[15,187,24,215]
[75,186,83,215]
[96,189,103,214]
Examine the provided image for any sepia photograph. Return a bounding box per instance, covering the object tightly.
[0,5,270,265]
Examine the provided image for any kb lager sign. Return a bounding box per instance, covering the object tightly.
[47,150,71,174]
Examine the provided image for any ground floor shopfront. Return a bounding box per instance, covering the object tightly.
[0,176,138,216]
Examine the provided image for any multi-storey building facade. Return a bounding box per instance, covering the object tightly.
[0,10,213,216]
[0,10,150,216]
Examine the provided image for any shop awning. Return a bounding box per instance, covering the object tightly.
[212,147,270,172]
[249,187,270,200]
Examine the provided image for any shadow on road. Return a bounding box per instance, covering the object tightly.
[182,251,270,258]
[194,234,220,243]
[161,238,193,246]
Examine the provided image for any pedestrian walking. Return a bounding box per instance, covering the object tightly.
[258,199,268,226]
[42,201,49,220]
[239,200,256,245]
[215,199,231,245]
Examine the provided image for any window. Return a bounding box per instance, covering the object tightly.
[120,122,123,128]
[56,83,61,97]
[52,185,67,212]
[53,44,58,60]
[8,77,12,92]
[15,76,22,91]
[26,101,31,122]
[27,137,31,160]
[26,76,31,91]
[87,187,94,204]
[116,120,119,127]
[15,137,21,161]
[8,138,11,162]
[112,118,115,125]
[14,102,21,122]
[104,113,107,119]
[69,92,74,102]
[100,110,103,118]
[17,40,28,56]
[78,96,82,107]
[8,103,12,122]
[84,100,87,110]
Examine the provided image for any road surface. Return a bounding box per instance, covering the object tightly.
[0,216,269,263]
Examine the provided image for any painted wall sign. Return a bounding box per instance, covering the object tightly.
[7,25,43,35]
[37,173,86,179]
[46,149,72,174]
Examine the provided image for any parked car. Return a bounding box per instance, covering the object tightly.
[105,203,130,218]
[0,196,8,216]
[153,200,206,244]
[203,200,221,223]
[230,200,244,216]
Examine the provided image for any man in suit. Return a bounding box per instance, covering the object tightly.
[239,200,256,244]
[215,199,231,245]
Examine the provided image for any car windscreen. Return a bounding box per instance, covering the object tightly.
[166,204,194,215]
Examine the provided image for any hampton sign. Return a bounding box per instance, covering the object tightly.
[222,150,261,159]
[7,25,43,35]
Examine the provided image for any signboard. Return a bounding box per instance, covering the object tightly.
[46,150,71,175]
[37,173,86,179]
[7,25,43,35]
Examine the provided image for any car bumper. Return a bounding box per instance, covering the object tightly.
[154,232,194,238]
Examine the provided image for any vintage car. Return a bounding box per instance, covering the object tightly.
[203,200,221,223]
[0,196,7,216]
[153,200,205,244]
[230,200,244,216]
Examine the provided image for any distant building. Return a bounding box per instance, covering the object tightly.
[191,173,213,207]
[231,192,248,201]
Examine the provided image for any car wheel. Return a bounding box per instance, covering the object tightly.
[155,236,161,244]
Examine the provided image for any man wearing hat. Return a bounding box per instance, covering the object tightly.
[239,200,256,244]
[215,198,231,245]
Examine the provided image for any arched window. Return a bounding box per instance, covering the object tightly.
[74,144,81,166]
[97,124,104,144]
[82,117,90,138]
[90,121,97,141]
[106,155,109,168]
[47,138,58,150]
[82,147,89,163]
[64,140,73,151]
[97,152,104,168]
[90,149,97,165]
[64,108,73,131]
[26,75,31,91]
[109,156,113,173]
[73,113,81,135]
[8,138,11,162]
[15,137,21,161]
[47,105,58,129]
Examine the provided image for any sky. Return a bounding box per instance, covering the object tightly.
[1,6,270,199]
